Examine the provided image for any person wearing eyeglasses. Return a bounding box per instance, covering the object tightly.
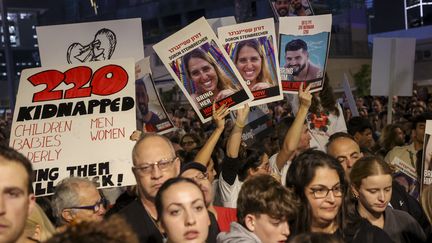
[51,177,107,230]
[180,162,237,234]
[286,149,393,242]
[119,133,180,243]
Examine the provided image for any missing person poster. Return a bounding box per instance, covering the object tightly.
[422,121,432,191]
[269,0,313,20]
[9,59,137,196]
[278,14,331,93]
[36,18,144,66]
[153,17,253,123]
[218,18,283,107]
[135,57,175,134]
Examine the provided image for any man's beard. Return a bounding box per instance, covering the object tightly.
[289,63,306,76]
[277,8,288,16]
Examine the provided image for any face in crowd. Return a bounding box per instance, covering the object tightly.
[181,168,213,207]
[235,44,262,86]
[350,157,393,218]
[274,0,290,16]
[285,48,308,76]
[62,182,107,223]
[187,56,219,95]
[305,166,343,230]
[327,136,363,175]
[156,178,209,243]
[132,135,180,201]
[0,157,35,243]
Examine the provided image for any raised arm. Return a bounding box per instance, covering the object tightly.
[194,103,229,166]
[275,83,312,170]
[226,104,250,158]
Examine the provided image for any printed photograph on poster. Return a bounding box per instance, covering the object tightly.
[391,156,420,199]
[9,59,137,196]
[153,17,253,123]
[269,0,313,19]
[422,121,432,188]
[278,15,332,94]
[218,18,283,106]
[135,58,175,134]
[36,18,144,66]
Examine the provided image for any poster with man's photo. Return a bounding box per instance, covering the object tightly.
[218,18,283,107]
[135,58,175,134]
[278,14,332,94]
[269,0,313,20]
[153,17,253,123]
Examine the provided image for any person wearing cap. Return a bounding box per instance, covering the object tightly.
[180,162,237,233]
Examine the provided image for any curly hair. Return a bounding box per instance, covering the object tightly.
[45,215,139,243]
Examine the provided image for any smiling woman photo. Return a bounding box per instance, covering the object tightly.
[183,49,238,105]
[233,39,274,91]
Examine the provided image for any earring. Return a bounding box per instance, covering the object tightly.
[353,194,359,199]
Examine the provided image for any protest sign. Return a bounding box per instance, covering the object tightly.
[135,57,175,134]
[153,17,253,123]
[218,18,283,106]
[278,14,331,93]
[422,121,432,190]
[207,16,237,33]
[9,59,136,196]
[269,0,313,20]
[342,73,359,117]
[37,18,144,66]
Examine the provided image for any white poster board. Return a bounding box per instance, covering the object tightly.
[207,16,237,33]
[342,73,359,117]
[153,17,253,123]
[278,14,332,93]
[37,18,144,66]
[371,38,416,96]
[9,59,137,196]
[218,18,283,106]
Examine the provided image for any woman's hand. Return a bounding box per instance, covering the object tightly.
[250,82,271,91]
[213,102,230,130]
[215,89,235,101]
[298,82,312,109]
[235,104,250,126]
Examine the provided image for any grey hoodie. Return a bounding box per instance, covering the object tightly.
[217,222,261,243]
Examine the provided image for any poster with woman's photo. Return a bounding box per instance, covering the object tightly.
[278,14,332,94]
[269,0,313,20]
[153,17,253,123]
[217,18,283,107]
[422,121,432,191]
[135,58,175,134]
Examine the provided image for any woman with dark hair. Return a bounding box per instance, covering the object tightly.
[286,149,393,242]
[233,39,274,91]
[350,156,426,243]
[155,177,210,243]
[183,49,239,105]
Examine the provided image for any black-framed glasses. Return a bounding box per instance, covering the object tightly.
[66,198,108,213]
[309,185,343,199]
[133,157,177,175]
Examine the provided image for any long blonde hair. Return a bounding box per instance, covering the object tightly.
[421,184,432,224]
[24,203,56,242]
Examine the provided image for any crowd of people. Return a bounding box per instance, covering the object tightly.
[2,80,432,243]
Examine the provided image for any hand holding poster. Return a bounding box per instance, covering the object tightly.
[218,18,283,106]
[9,59,137,196]
[135,58,175,134]
[153,17,253,123]
[278,14,332,93]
